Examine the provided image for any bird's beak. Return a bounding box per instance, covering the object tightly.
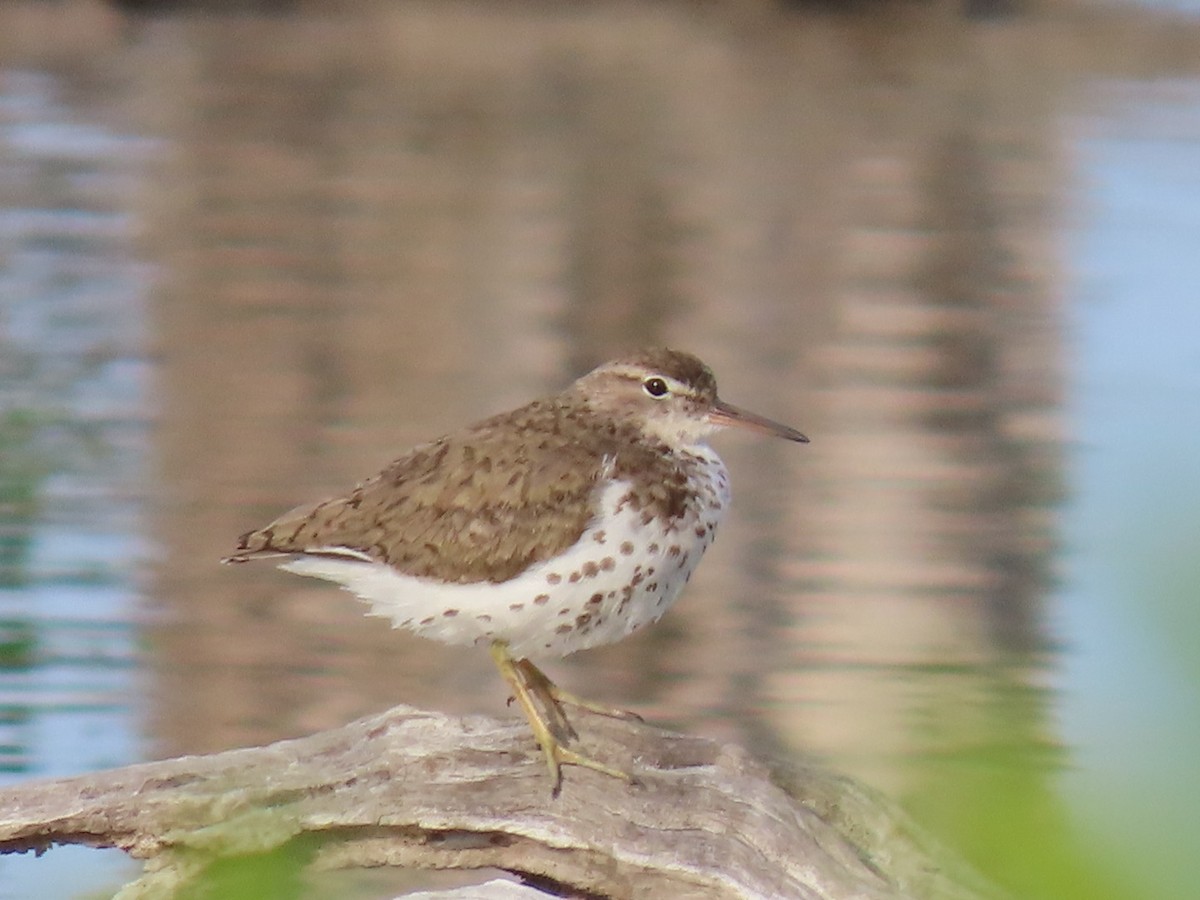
[708,399,809,443]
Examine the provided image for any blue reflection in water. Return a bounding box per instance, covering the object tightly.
[1062,82,1200,899]
[0,69,155,900]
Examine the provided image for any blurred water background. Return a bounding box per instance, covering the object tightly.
[0,1,1197,898]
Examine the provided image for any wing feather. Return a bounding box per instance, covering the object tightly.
[224,399,606,584]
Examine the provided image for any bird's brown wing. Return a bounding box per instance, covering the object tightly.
[223,401,608,585]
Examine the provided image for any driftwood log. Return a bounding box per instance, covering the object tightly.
[0,705,999,899]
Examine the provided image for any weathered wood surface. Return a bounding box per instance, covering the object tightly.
[0,705,999,899]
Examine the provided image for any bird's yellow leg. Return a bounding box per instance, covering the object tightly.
[516,657,644,723]
[489,641,635,796]
[511,658,577,740]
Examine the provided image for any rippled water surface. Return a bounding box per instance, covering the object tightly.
[1,3,1198,899]
[0,66,154,896]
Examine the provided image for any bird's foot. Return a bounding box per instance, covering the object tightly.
[516,658,644,724]
[539,739,640,799]
[543,684,645,723]
[490,641,639,796]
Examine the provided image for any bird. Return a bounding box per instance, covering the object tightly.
[223,348,808,794]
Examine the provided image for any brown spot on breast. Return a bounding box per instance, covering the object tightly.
[534,594,550,606]
[648,543,660,554]
[555,623,573,634]
[443,609,459,617]
[419,616,435,626]
[593,530,607,544]
[620,541,635,556]
[476,614,492,623]
[694,525,707,538]
[582,561,599,578]
[668,545,681,557]
[547,573,562,585]
[647,582,659,592]
[600,556,615,571]
[568,571,582,583]
[510,603,524,612]
[576,613,592,627]
[588,593,603,606]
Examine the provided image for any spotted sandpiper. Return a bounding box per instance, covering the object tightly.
[224,348,807,794]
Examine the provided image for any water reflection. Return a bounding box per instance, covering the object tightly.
[2,1,1199,898]
[0,64,153,897]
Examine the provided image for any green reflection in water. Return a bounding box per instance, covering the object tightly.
[0,409,45,589]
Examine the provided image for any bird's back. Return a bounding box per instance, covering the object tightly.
[225,395,699,586]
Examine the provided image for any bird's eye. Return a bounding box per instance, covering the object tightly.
[642,377,669,398]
